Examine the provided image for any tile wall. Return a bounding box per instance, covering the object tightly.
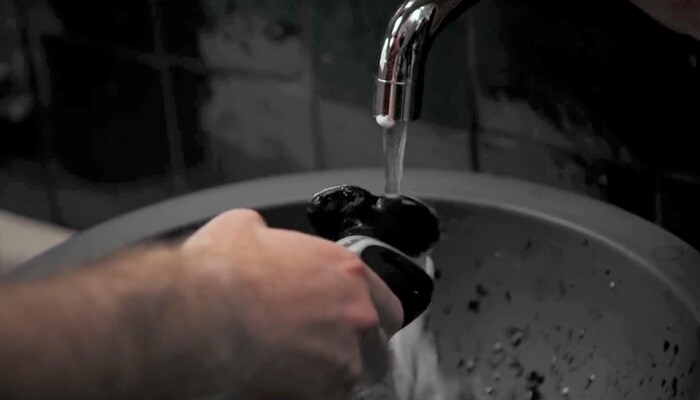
[1,0,698,250]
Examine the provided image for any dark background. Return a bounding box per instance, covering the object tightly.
[1,0,698,250]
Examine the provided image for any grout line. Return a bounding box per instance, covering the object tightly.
[301,0,325,170]
[654,171,663,225]
[465,9,481,172]
[52,32,303,82]
[149,0,187,194]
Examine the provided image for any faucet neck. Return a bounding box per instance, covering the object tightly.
[373,0,478,123]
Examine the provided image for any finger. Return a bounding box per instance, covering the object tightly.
[359,326,391,384]
[218,208,268,228]
[364,266,404,337]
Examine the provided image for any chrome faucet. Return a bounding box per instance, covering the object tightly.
[373,0,480,126]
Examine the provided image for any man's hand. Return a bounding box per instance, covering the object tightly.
[0,209,402,400]
[629,0,700,40]
[182,209,399,399]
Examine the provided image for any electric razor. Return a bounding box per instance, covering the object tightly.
[307,185,441,328]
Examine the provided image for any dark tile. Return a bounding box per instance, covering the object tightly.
[0,103,43,163]
[1,2,56,223]
[48,1,155,51]
[0,160,53,222]
[52,166,174,230]
[318,98,384,168]
[197,75,315,184]
[659,175,700,251]
[481,132,657,222]
[319,99,472,170]
[586,160,657,223]
[471,0,700,175]
[159,0,206,57]
[313,0,396,107]
[313,1,469,129]
[199,0,305,78]
[170,66,221,191]
[43,38,174,228]
[0,110,53,222]
[420,12,469,128]
[479,132,604,199]
[189,0,313,183]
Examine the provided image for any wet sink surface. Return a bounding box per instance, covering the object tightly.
[10,169,700,399]
[423,201,698,399]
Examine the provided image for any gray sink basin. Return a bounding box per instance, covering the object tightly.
[10,169,700,399]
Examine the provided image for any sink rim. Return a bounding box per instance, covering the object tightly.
[9,168,700,322]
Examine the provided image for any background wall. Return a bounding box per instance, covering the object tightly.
[1,0,698,250]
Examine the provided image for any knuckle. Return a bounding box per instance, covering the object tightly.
[340,253,369,278]
[348,300,380,331]
[221,208,266,226]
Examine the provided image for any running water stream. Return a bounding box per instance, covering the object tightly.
[383,122,408,198]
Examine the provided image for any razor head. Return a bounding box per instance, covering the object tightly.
[307,185,440,257]
[308,185,442,326]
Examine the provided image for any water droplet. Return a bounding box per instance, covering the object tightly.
[609,281,616,289]
[672,377,678,397]
[585,374,595,389]
[505,327,525,347]
[493,341,504,352]
[485,386,494,395]
[561,386,570,395]
[526,371,545,400]
[476,284,489,297]
[509,357,524,378]
[559,281,568,296]
[466,357,476,373]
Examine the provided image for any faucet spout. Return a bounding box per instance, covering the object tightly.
[374,0,479,124]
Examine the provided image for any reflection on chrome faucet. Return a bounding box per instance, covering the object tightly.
[374,0,480,125]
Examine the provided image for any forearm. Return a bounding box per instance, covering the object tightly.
[0,245,245,400]
[628,0,700,40]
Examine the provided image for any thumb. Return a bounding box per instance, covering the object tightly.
[364,266,404,338]
[359,326,391,384]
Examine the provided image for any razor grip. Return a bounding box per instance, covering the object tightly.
[338,236,433,327]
